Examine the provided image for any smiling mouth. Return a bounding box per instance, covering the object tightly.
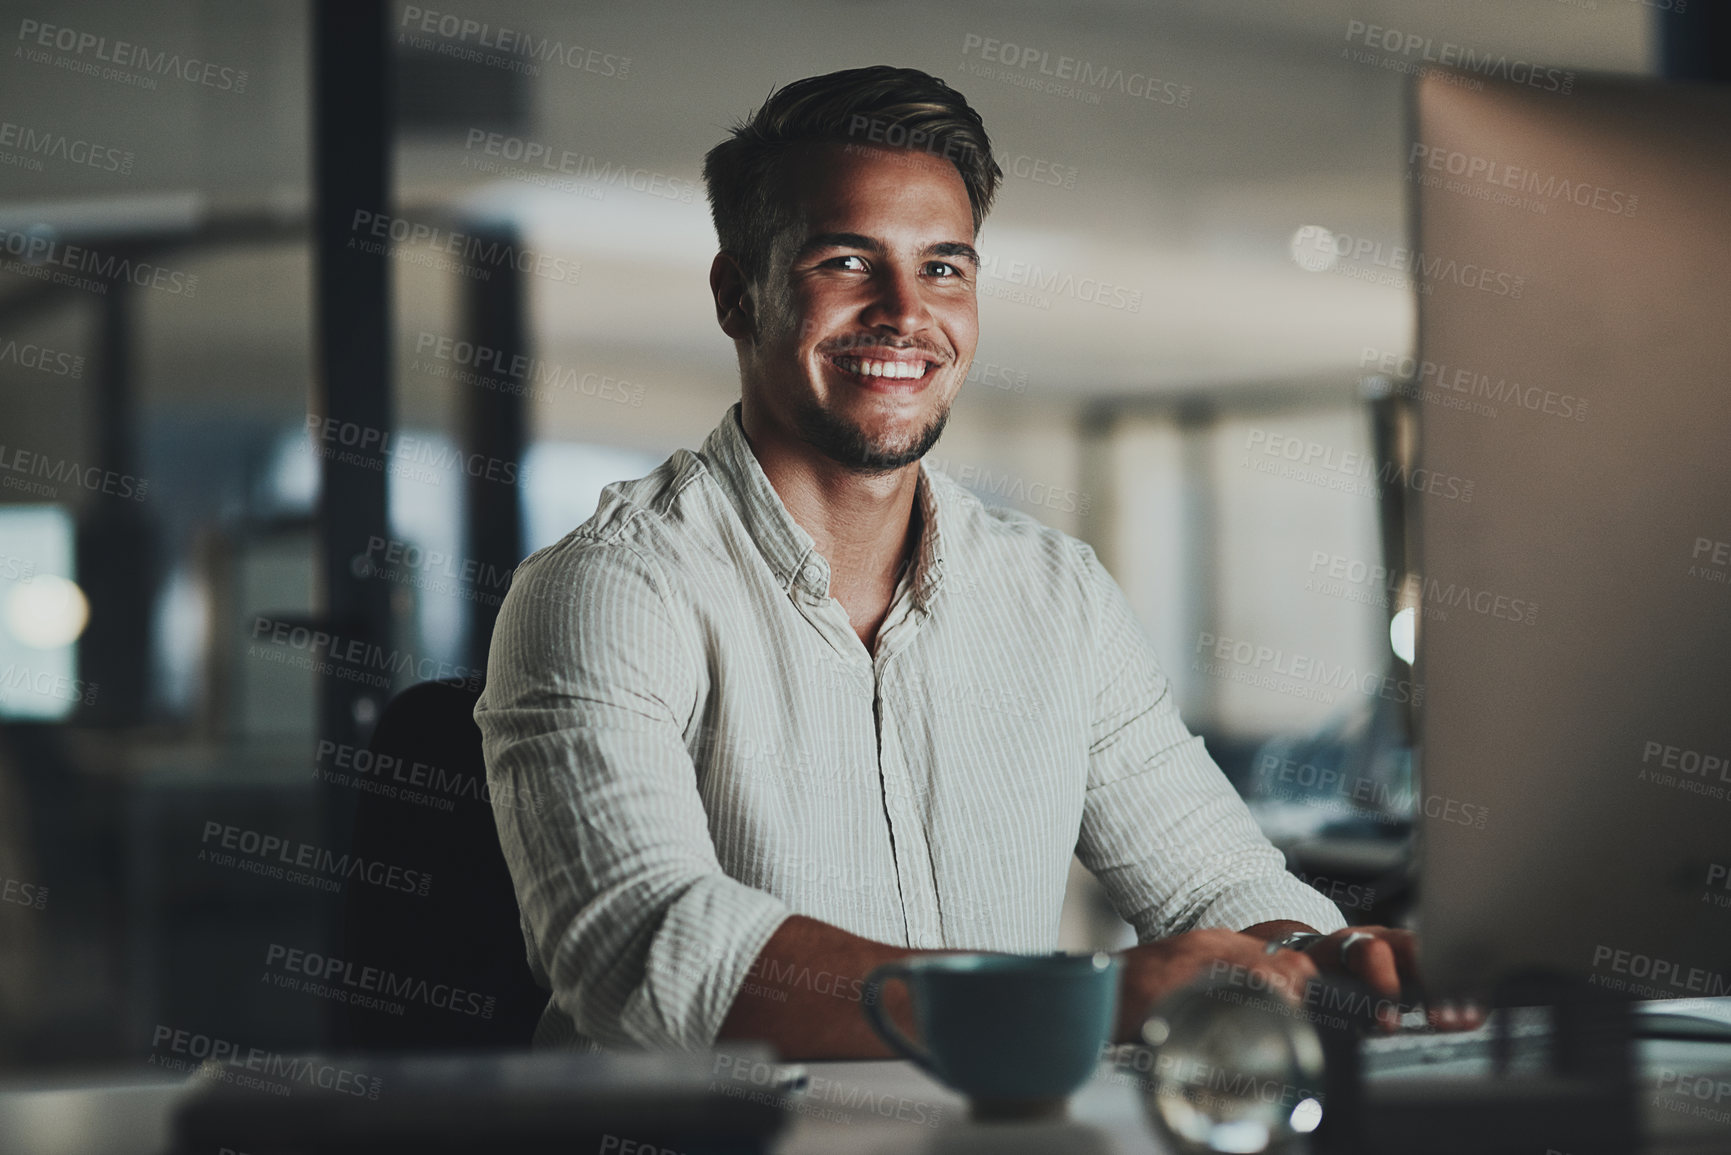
[827,354,939,383]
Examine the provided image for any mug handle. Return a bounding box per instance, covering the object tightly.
[862,962,940,1078]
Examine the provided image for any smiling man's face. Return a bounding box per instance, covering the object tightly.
[729,143,979,474]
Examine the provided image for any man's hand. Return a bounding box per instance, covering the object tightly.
[1245,922,1484,1032]
[1119,924,1484,1041]
[1114,928,1320,1042]
[1296,926,1482,1031]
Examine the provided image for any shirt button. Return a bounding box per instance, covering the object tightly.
[800,564,822,585]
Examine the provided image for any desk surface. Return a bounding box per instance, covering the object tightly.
[4,1046,1729,1155]
[0,1060,1166,1155]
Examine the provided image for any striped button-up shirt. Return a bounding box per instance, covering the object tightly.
[476,403,1344,1051]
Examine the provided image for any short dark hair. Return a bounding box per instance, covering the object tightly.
[703,65,1001,286]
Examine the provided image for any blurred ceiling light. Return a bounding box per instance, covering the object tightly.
[5,574,91,649]
[1288,225,1339,272]
[1389,605,1417,665]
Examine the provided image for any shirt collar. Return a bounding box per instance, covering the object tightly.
[700,403,948,609]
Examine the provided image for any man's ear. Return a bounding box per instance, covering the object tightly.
[709,252,756,341]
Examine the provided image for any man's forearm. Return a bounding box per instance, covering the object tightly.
[716,914,926,1059]
[1240,919,1319,942]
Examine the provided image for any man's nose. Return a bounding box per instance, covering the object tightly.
[860,265,930,333]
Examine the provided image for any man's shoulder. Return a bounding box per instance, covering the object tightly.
[510,449,726,592]
[927,464,1100,574]
[920,464,1107,619]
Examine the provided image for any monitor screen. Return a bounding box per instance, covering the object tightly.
[1412,72,1731,1000]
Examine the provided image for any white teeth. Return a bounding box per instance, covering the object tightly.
[837,357,927,380]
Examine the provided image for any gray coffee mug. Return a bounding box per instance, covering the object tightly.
[862,952,1119,1118]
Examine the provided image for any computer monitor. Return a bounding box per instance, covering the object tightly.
[1410,71,1731,1001]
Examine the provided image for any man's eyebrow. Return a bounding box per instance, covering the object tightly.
[795,232,883,258]
[930,241,979,267]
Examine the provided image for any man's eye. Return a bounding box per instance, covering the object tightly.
[927,261,961,278]
[829,255,868,271]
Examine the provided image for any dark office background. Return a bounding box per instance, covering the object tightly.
[0,0,1719,1075]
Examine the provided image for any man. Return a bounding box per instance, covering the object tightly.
[477,65,1437,1058]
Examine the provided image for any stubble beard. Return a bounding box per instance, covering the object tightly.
[794,397,950,475]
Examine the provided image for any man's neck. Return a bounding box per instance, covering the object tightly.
[738,417,922,648]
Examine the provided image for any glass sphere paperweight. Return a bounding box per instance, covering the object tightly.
[1138,979,1329,1154]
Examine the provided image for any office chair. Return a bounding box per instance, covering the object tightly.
[334,679,547,1050]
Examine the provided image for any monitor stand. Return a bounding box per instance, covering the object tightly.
[1317,974,1638,1155]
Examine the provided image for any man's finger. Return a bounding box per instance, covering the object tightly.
[1345,936,1403,1029]
[1378,929,1422,987]
[1256,949,1319,1006]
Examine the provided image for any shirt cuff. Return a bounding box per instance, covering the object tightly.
[623,875,792,1051]
[1192,873,1350,938]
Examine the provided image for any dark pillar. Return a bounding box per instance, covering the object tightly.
[77,275,158,725]
[312,0,395,754]
[1660,4,1731,83]
[458,227,527,675]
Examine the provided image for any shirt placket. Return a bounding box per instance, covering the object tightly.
[872,590,944,948]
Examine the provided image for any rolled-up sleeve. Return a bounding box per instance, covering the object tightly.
[1073,549,1346,941]
[476,533,791,1051]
